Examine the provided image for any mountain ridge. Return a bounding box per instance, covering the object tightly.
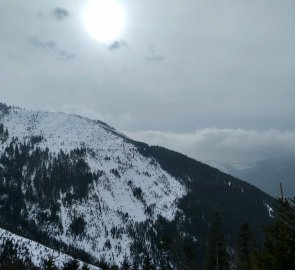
[0,103,275,268]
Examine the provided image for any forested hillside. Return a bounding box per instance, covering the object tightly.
[0,103,278,269]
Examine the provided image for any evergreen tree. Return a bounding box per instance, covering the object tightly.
[82,263,90,270]
[99,256,110,270]
[159,253,172,270]
[182,245,197,270]
[120,255,131,270]
[42,255,58,270]
[0,123,3,134]
[0,239,17,265]
[203,212,229,270]
[143,254,155,270]
[236,223,256,270]
[258,197,295,270]
[63,259,80,270]
[131,259,140,270]
[14,143,21,164]
[2,128,9,141]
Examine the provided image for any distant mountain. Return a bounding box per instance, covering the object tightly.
[0,103,275,269]
[208,157,295,197]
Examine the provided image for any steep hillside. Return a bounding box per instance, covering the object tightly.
[0,103,275,268]
[133,144,275,263]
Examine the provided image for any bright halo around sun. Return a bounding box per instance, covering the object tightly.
[83,0,126,44]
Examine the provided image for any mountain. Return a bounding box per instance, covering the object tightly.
[209,157,295,197]
[0,103,275,268]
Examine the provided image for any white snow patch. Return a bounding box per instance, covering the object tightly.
[264,202,274,218]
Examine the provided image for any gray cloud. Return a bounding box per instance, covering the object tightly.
[108,40,127,50]
[29,37,75,60]
[126,129,295,163]
[52,7,69,21]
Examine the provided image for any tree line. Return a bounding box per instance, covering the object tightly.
[203,196,295,270]
[0,195,294,270]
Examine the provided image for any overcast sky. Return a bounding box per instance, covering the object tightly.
[1,0,295,162]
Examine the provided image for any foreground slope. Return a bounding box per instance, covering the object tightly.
[0,228,100,269]
[0,103,275,268]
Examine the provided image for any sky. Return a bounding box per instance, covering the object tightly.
[1,0,295,162]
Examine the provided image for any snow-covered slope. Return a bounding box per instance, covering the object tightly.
[0,227,100,269]
[0,106,186,264]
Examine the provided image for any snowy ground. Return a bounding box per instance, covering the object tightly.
[0,107,187,264]
[0,227,100,269]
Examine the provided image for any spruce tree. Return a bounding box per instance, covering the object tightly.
[159,253,172,270]
[132,261,140,270]
[143,254,155,270]
[203,212,230,270]
[3,128,8,141]
[99,256,110,270]
[42,255,58,270]
[0,239,17,265]
[258,197,295,270]
[63,259,80,270]
[182,245,197,270]
[82,263,90,270]
[0,123,3,134]
[236,223,256,270]
[120,255,131,270]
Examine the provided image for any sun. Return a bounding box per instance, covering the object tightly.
[83,0,126,44]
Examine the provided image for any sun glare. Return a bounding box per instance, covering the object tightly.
[83,0,126,44]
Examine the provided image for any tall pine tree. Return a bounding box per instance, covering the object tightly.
[143,254,155,270]
[236,223,256,270]
[203,212,230,270]
[63,258,80,270]
[131,257,140,270]
[120,255,131,270]
[82,264,90,270]
[42,255,58,270]
[159,252,172,270]
[258,197,295,270]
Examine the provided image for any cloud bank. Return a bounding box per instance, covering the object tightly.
[126,128,295,163]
